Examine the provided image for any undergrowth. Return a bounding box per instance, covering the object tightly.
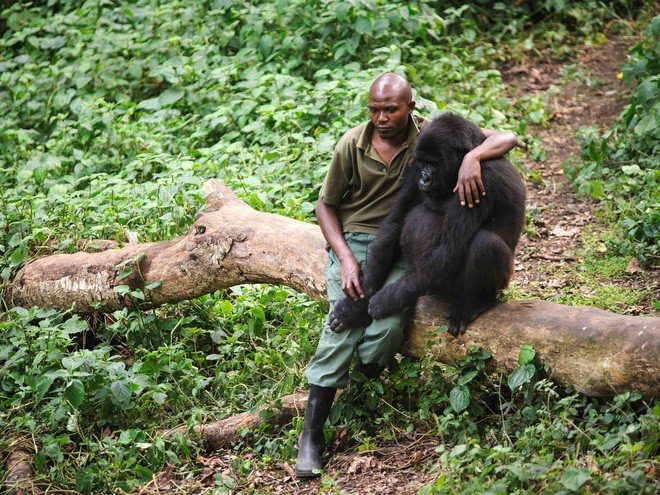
[0,1,657,494]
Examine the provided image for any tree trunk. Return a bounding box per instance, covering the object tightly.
[6,180,659,397]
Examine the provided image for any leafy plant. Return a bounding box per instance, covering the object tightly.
[0,1,657,493]
[565,15,660,263]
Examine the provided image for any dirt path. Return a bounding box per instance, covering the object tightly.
[505,38,659,314]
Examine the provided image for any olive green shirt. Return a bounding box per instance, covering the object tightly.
[319,114,428,235]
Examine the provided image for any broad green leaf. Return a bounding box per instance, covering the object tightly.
[62,356,84,371]
[560,468,592,491]
[35,375,54,400]
[10,245,28,268]
[220,300,233,316]
[518,344,536,365]
[458,370,478,385]
[588,180,605,199]
[111,381,132,404]
[129,289,145,300]
[137,97,162,110]
[634,115,657,135]
[33,165,48,185]
[450,385,470,412]
[113,285,130,296]
[355,17,373,35]
[508,364,536,390]
[158,88,185,107]
[64,379,85,408]
[259,35,274,57]
[621,165,642,175]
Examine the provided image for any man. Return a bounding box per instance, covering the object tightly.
[295,73,518,478]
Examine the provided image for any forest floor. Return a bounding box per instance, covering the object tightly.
[504,37,659,316]
[148,38,659,495]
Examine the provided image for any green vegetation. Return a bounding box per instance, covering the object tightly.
[0,1,657,493]
[565,16,660,263]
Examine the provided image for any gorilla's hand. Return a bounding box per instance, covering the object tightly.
[329,296,371,332]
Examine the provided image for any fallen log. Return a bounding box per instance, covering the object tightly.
[163,393,308,451]
[4,438,40,495]
[6,180,660,397]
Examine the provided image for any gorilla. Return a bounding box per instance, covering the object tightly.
[329,112,526,337]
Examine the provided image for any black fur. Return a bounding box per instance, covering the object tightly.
[330,112,526,336]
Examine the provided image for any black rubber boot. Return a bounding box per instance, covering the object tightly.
[295,385,337,478]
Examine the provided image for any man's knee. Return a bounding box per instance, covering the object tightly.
[357,318,405,366]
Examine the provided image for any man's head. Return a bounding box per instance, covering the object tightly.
[368,73,415,143]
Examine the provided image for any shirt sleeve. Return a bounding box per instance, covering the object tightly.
[319,132,354,206]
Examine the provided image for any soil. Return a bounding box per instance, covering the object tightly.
[142,39,659,495]
[504,38,659,315]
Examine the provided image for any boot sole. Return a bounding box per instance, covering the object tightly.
[295,468,322,479]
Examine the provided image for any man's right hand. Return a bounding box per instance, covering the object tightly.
[340,256,364,300]
[315,199,365,300]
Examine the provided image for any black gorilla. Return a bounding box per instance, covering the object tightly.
[329,112,526,337]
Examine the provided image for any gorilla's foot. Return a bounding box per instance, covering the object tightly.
[449,298,497,337]
[367,284,409,319]
[329,297,371,332]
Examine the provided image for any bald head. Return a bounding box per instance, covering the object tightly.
[369,73,413,105]
[368,73,415,144]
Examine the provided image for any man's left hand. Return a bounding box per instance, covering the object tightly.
[453,151,485,208]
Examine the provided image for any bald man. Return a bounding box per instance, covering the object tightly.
[295,73,517,478]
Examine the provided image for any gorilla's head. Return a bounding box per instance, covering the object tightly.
[412,112,486,200]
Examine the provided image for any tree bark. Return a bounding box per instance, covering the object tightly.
[4,439,39,495]
[6,180,660,397]
[162,393,308,452]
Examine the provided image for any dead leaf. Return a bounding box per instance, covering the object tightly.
[550,225,579,237]
[625,257,639,274]
[347,455,379,474]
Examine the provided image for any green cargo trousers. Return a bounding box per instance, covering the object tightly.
[305,233,409,389]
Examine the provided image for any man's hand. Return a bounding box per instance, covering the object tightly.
[340,256,364,300]
[453,150,484,208]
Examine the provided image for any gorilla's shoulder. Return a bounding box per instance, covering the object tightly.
[418,112,486,151]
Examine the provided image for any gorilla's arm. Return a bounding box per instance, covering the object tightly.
[454,128,518,207]
[360,175,422,294]
[328,174,422,332]
[368,191,495,318]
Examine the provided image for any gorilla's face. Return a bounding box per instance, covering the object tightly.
[417,163,435,192]
[415,155,453,200]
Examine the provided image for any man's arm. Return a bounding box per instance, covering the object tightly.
[454,129,518,208]
[315,199,364,300]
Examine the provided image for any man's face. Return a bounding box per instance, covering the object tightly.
[368,87,414,142]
